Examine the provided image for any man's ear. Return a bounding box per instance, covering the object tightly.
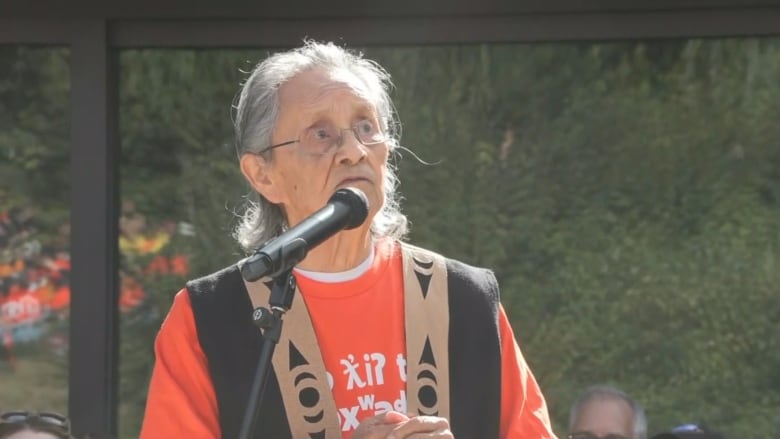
[239,154,283,204]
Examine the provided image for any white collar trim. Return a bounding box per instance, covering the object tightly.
[294,245,375,283]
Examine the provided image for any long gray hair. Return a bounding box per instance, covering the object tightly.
[232,40,408,252]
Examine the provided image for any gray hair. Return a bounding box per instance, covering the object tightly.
[232,40,408,252]
[569,384,647,439]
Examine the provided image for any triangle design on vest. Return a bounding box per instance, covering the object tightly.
[419,336,437,367]
[289,340,309,369]
[412,255,434,298]
[414,270,432,299]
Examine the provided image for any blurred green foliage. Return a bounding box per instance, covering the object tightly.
[1,39,779,439]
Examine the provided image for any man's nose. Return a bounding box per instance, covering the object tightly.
[336,129,367,163]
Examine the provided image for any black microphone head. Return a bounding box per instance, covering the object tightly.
[330,187,369,230]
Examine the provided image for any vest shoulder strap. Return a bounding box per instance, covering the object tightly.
[242,242,452,436]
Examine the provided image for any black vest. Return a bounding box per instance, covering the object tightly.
[187,257,502,439]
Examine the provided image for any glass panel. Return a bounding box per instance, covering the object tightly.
[119,41,780,439]
[0,46,70,413]
[117,49,263,438]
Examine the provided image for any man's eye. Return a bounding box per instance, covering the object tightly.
[357,120,376,134]
[313,129,332,140]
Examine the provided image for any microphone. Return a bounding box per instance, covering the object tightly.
[240,187,369,281]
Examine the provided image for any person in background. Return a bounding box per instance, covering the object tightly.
[140,40,556,438]
[0,411,73,439]
[568,384,647,439]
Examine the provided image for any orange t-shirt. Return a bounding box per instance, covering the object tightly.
[140,240,555,439]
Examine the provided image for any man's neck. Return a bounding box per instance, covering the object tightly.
[296,227,373,272]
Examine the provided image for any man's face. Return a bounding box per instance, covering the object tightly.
[569,398,635,439]
[243,66,389,228]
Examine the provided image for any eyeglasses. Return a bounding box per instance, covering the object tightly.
[0,411,72,438]
[568,432,631,439]
[672,424,705,434]
[260,118,386,157]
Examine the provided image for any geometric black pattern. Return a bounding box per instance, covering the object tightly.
[419,336,437,368]
[413,256,434,298]
[415,270,432,299]
[413,257,434,270]
[418,385,438,410]
[289,341,309,369]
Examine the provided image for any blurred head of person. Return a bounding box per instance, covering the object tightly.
[568,384,647,439]
[0,411,72,439]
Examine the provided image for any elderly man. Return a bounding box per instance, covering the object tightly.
[140,40,555,439]
[568,385,647,439]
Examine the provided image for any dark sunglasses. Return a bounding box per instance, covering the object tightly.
[569,432,631,439]
[0,411,72,438]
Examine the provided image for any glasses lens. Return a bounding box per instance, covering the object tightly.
[1,413,29,423]
[0,411,70,434]
[354,119,385,145]
[673,424,702,433]
[300,119,385,156]
[38,413,68,428]
[302,124,338,155]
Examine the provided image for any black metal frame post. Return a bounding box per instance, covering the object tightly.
[68,20,120,438]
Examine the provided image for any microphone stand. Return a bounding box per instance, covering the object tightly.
[237,268,296,439]
[235,187,367,437]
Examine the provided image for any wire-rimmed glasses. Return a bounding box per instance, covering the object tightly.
[0,411,72,438]
[258,118,386,157]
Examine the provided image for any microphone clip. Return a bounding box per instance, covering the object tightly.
[242,237,308,282]
[251,268,295,342]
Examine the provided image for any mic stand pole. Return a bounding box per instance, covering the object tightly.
[238,268,296,439]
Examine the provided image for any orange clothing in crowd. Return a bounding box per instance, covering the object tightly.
[141,240,555,439]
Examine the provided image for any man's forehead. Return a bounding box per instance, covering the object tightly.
[327,67,366,87]
[572,398,634,433]
[282,67,373,106]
